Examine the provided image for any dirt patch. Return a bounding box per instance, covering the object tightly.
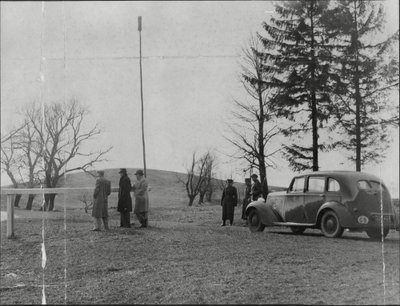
[1,203,399,304]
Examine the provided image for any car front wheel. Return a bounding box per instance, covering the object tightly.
[321,210,344,238]
[248,209,265,233]
[366,227,389,240]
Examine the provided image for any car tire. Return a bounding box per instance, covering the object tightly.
[248,209,265,233]
[320,210,344,238]
[366,227,389,240]
[290,226,306,235]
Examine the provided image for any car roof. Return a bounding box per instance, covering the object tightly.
[293,170,383,182]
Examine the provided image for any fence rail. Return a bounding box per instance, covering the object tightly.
[1,187,119,238]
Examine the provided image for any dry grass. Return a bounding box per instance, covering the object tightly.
[1,169,399,304]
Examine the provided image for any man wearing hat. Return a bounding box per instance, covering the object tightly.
[132,169,149,228]
[92,170,111,231]
[250,174,262,201]
[117,168,133,228]
[220,179,238,226]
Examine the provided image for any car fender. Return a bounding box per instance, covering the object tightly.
[245,200,280,225]
[317,202,355,228]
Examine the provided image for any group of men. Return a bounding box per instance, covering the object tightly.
[91,168,149,231]
[220,173,262,226]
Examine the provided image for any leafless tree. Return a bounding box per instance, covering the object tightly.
[226,36,282,198]
[178,151,215,206]
[24,99,112,211]
[79,193,93,213]
[1,129,23,207]
[197,153,216,204]
[16,120,42,209]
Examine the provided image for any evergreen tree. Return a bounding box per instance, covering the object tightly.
[259,0,336,172]
[325,0,399,170]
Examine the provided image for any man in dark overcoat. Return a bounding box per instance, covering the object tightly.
[132,169,149,228]
[92,170,111,231]
[250,174,262,201]
[117,168,132,228]
[241,177,252,223]
[220,179,238,226]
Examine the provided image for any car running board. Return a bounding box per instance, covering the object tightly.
[273,222,315,227]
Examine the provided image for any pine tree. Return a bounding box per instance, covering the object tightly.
[326,0,399,170]
[259,0,336,172]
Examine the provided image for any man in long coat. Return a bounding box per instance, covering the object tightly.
[118,168,132,228]
[92,170,111,231]
[132,169,149,228]
[250,174,262,201]
[220,179,238,226]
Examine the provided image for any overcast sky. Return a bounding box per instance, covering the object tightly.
[1,1,399,196]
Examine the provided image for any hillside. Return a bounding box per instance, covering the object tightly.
[1,168,287,211]
[59,168,286,208]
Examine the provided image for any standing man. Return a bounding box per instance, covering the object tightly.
[241,177,252,224]
[220,179,238,226]
[117,168,132,228]
[250,174,262,201]
[92,170,111,231]
[132,169,149,228]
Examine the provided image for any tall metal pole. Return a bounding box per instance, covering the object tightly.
[138,16,147,177]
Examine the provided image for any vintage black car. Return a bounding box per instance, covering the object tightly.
[245,171,399,239]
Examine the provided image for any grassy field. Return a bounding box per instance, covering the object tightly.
[1,169,399,304]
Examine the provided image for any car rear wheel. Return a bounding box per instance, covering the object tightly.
[290,226,306,234]
[248,209,265,233]
[366,227,389,240]
[321,210,344,238]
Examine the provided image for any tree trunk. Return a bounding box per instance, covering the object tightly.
[25,194,35,210]
[13,194,21,207]
[188,195,195,207]
[43,193,57,211]
[198,193,205,205]
[48,193,56,211]
[353,2,362,172]
[206,190,212,202]
[310,1,319,172]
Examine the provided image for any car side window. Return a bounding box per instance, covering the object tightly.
[308,176,325,192]
[327,178,340,192]
[290,177,305,193]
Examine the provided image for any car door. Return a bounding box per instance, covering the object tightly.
[284,176,307,223]
[304,176,342,223]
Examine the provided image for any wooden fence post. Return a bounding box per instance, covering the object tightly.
[7,194,14,238]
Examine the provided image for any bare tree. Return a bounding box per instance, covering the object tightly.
[16,120,42,209]
[197,153,216,204]
[79,193,93,213]
[178,151,215,206]
[24,99,112,211]
[226,36,282,199]
[1,129,23,207]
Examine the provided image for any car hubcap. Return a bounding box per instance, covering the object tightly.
[325,217,336,233]
[251,215,258,226]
